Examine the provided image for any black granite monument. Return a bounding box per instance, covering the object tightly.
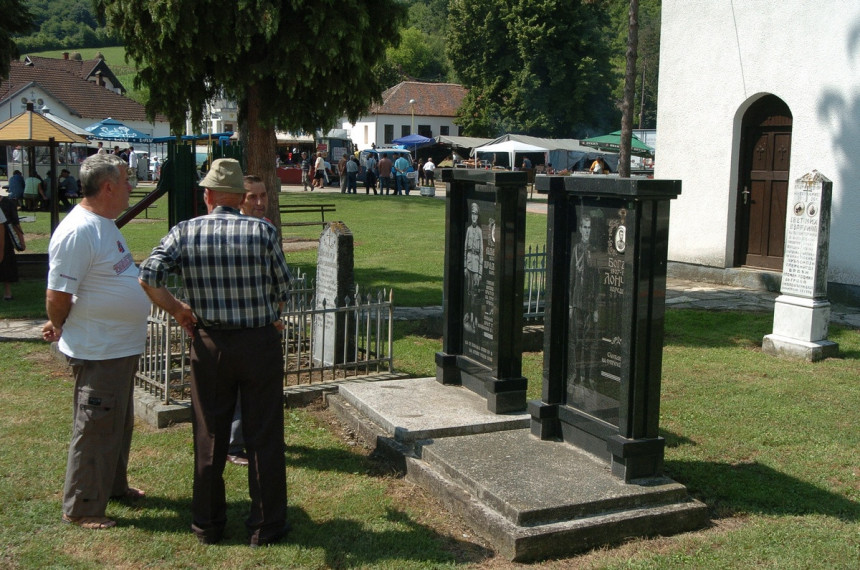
[530,175,681,481]
[436,169,528,413]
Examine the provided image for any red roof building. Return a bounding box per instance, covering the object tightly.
[344,81,467,150]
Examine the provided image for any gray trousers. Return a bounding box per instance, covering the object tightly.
[63,354,139,517]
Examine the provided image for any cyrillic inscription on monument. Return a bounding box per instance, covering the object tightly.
[780,171,829,299]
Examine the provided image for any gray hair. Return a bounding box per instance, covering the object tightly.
[79,153,126,197]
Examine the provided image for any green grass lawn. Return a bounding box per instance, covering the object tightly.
[1,312,857,568]
[2,191,548,317]
[2,192,858,567]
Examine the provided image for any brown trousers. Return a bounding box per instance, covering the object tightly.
[189,325,287,543]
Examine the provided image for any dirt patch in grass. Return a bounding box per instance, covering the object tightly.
[282,237,318,252]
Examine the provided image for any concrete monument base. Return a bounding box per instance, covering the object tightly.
[328,377,708,562]
[762,333,839,362]
[763,295,839,361]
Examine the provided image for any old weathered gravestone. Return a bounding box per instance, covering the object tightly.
[763,171,839,361]
[313,222,355,366]
[436,169,528,413]
[530,175,681,481]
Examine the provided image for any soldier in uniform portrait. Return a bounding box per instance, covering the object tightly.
[463,202,483,333]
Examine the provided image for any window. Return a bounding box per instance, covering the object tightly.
[440,125,450,136]
[384,124,394,144]
[401,125,411,137]
[224,123,234,132]
[418,125,432,138]
[363,125,368,145]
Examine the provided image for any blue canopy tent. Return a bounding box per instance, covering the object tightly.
[391,133,433,156]
[85,118,154,143]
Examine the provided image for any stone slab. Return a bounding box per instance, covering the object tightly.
[332,377,708,561]
[762,333,839,362]
[337,377,530,442]
[133,387,191,428]
[419,429,692,527]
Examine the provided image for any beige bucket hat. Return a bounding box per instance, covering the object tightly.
[199,158,245,193]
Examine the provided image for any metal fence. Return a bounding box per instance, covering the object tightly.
[135,270,394,405]
[523,244,547,322]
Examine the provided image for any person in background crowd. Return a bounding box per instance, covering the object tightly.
[394,153,411,196]
[6,170,25,203]
[377,153,393,195]
[43,153,150,530]
[128,147,139,188]
[313,152,326,189]
[300,151,312,191]
[364,153,377,195]
[345,155,359,194]
[417,158,426,187]
[22,173,43,211]
[338,153,349,193]
[423,157,436,186]
[0,195,25,300]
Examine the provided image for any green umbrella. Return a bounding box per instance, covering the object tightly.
[580,130,654,157]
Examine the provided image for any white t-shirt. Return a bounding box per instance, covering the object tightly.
[423,161,436,172]
[128,150,139,170]
[48,207,150,360]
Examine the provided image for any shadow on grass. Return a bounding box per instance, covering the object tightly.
[665,459,860,522]
[663,310,773,349]
[127,497,491,564]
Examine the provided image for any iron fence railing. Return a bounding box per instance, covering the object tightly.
[523,244,547,322]
[135,270,393,405]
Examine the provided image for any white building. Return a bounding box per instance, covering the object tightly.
[0,57,170,140]
[342,81,467,150]
[656,1,860,303]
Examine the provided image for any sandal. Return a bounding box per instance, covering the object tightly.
[62,514,117,529]
[112,486,145,500]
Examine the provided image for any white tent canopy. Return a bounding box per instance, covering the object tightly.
[472,139,548,168]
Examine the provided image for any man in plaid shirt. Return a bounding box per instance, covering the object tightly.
[139,159,292,547]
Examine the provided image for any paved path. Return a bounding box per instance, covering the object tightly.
[4,278,856,342]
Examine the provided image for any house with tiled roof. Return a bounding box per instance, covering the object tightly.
[343,81,467,150]
[0,58,170,140]
[24,52,126,94]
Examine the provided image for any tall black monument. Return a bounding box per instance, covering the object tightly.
[436,169,528,413]
[530,175,681,481]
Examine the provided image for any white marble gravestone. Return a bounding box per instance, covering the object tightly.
[763,171,839,361]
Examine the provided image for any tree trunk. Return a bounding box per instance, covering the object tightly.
[619,0,639,178]
[242,83,282,233]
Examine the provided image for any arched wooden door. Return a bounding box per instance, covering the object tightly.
[735,95,793,270]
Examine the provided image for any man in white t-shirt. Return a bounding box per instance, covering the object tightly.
[422,157,436,185]
[43,153,151,530]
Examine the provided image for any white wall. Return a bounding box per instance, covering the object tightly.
[344,114,461,150]
[657,1,860,287]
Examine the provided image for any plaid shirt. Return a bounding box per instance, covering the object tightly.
[139,206,292,329]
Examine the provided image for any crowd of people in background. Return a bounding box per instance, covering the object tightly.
[296,148,442,196]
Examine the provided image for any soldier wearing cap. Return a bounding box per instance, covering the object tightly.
[139,158,292,547]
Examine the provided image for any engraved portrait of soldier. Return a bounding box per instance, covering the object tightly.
[567,208,602,408]
[464,201,484,333]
